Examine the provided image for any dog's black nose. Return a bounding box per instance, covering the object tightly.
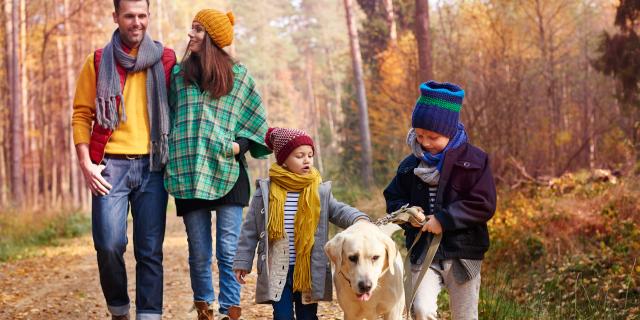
[358,280,372,293]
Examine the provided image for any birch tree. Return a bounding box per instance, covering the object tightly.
[344,0,374,187]
[9,0,24,206]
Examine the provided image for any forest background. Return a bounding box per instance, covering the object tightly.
[0,0,639,318]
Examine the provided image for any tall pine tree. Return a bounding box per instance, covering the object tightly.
[595,0,640,106]
[594,0,640,155]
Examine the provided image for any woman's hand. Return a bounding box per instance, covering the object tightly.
[232,142,240,155]
[234,269,248,284]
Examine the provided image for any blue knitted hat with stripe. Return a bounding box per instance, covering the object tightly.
[411,80,465,138]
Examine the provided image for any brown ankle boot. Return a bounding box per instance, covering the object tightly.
[194,301,214,320]
[111,314,130,320]
[227,305,242,320]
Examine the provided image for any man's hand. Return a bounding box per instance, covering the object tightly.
[80,161,112,196]
[421,215,443,235]
[75,144,112,196]
[234,269,248,284]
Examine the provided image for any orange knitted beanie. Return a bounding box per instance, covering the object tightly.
[193,9,235,48]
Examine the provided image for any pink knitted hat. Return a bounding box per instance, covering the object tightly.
[265,127,315,165]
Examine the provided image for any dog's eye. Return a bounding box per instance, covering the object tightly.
[348,255,358,263]
[372,255,380,261]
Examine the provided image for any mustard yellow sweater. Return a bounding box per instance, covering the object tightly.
[72,48,150,154]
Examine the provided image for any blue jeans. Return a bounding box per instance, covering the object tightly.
[272,265,318,320]
[182,205,243,314]
[92,156,168,319]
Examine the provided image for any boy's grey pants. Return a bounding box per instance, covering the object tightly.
[410,260,481,320]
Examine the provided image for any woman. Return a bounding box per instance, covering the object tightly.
[164,8,271,320]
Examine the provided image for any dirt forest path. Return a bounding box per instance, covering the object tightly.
[0,212,343,319]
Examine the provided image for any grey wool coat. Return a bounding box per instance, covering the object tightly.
[232,179,369,304]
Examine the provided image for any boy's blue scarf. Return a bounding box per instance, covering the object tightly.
[416,123,468,172]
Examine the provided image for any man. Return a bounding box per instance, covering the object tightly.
[72,1,175,319]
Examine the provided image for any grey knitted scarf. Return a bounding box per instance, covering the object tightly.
[96,30,169,172]
[407,128,440,186]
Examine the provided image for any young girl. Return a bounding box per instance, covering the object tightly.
[233,127,369,320]
[164,8,271,320]
[384,81,496,320]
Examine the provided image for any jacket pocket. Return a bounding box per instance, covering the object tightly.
[450,160,482,191]
[257,252,266,275]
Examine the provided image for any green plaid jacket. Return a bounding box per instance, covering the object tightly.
[164,64,271,200]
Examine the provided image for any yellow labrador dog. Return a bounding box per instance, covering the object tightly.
[325,221,404,320]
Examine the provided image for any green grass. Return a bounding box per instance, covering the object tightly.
[0,211,91,262]
[428,266,639,320]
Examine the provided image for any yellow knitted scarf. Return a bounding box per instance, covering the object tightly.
[268,163,322,292]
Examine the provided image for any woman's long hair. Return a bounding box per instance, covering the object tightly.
[181,34,235,99]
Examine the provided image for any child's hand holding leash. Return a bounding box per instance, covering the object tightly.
[407,207,443,235]
[421,215,442,235]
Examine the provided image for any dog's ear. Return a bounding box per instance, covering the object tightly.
[380,233,398,276]
[324,233,345,272]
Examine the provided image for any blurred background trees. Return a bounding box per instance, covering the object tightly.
[594,0,640,158]
[0,0,635,210]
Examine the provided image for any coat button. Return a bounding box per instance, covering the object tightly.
[417,184,423,190]
[463,162,471,167]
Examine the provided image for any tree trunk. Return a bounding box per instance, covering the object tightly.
[343,0,374,187]
[534,0,560,175]
[0,96,6,206]
[21,0,38,207]
[154,0,163,42]
[305,52,324,173]
[9,0,24,206]
[415,0,433,82]
[324,46,340,149]
[2,0,11,207]
[63,0,80,208]
[383,0,397,45]
[0,131,6,206]
[581,33,595,170]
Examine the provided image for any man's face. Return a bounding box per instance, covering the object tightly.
[113,0,149,48]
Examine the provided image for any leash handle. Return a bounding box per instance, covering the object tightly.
[375,204,425,226]
[403,231,442,319]
[375,204,440,318]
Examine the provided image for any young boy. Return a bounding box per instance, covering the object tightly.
[383,81,496,320]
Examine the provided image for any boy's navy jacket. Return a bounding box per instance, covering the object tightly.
[383,142,496,265]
